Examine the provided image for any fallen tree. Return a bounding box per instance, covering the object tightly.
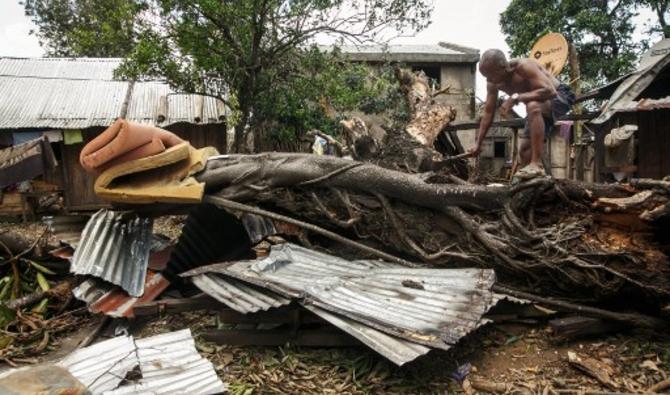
[197,152,670,309]
[82,69,670,318]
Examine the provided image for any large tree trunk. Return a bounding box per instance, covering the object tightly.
[196,153,670,311]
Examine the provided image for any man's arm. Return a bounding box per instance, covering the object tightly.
[515,60,557,103]
[468,82,498,157]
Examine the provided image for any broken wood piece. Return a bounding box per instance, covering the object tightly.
[549,316,626,340]
[470,379,513,394]
[567,351,619,390]
[649,378,670,393]
[5,280,73,310]
[132,294,219,316]
[493,285,667,330]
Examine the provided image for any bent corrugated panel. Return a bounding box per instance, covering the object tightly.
[70,209,153,297]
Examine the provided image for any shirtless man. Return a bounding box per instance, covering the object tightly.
[468,49,575,179]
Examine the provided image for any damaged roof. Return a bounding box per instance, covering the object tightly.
[318,42,480,63]
[183,243,496,365]
[593,39,670,124]
[0,57,228,129]
[70,209,153,297]
[58,329,226,395]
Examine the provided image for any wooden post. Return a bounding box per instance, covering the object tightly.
[568,43,584,180]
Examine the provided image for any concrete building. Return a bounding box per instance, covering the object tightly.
[332,42,480,123]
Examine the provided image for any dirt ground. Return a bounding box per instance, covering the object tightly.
[2,219,669,394]
[129,310,670,395]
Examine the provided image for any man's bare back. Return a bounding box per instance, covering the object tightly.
[468,49,575,180]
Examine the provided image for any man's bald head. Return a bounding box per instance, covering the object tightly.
[479,49,510,83]
[481,49,508,69]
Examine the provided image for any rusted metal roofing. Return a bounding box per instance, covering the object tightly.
[71,209,153,297]
[593,39,670,124]
[0,57,227,129]
[57,334,138,394]
[73,271,170,317]
[183,243,495,363]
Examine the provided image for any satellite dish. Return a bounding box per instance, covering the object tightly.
[529,32,569,76]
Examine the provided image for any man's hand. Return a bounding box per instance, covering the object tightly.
[467,143,482,157]
[499,97,516,117]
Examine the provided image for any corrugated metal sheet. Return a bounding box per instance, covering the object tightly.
[106,329,227,395]
[614,95,670,112]
[44,214,90,249]
[318,42,479,63]
[190,274,290,313]
[183,243,495,352]
[0,57,227,129]
[71,209,153,297]
[165,203,252,280]
[73,271,170,317]
[593,39,670,124]
[305,306,431,366]
[190,271,430,365]
[240,213,277,244]
[57,335,138,394]
[58,329,226,395]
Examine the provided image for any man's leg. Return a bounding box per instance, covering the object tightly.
[525,100,551,168]
[519,138,531,167]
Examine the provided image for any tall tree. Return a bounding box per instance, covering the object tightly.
[500,0,645,87]
[115,0,433,152]
[22,0,145,57]
[642,0,669,38]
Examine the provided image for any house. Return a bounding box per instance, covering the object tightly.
[590,38,670,181]
[0,57,230,212]
[329,42,480,123]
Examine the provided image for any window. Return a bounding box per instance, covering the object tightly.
[494,141,506,158]
[412,65,441,88]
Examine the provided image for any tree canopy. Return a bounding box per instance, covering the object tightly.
[22,0,145,57]
[500,0,668,87]
[24,0,432,151]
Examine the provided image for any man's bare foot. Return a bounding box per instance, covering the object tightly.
[513,163,546,182]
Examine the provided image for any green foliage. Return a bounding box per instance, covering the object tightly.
[641,0,670,38]
[25,0,429,150]
[500,0,657,87]
[22,0,146,57]
[253,48,408,145]
[116,0,432,150]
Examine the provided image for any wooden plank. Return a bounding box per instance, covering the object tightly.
[442,112,600,132]
[133,294,220,316]
[550,316,625,340]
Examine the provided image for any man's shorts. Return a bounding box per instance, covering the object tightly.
[521,83,576,138]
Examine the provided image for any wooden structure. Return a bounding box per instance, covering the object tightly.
[0,57,230,212]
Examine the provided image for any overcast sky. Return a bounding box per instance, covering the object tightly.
[0,0,659,99]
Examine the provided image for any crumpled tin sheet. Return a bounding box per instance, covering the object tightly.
[58,329,226,395]
[105,329,227,395]
[188,272,430,366]
[190,274,290,314]
[73,271,170,317]
[57,335,138,394]
[240,213,277,244]
[183,243,495,353]
[71,209,153,297]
